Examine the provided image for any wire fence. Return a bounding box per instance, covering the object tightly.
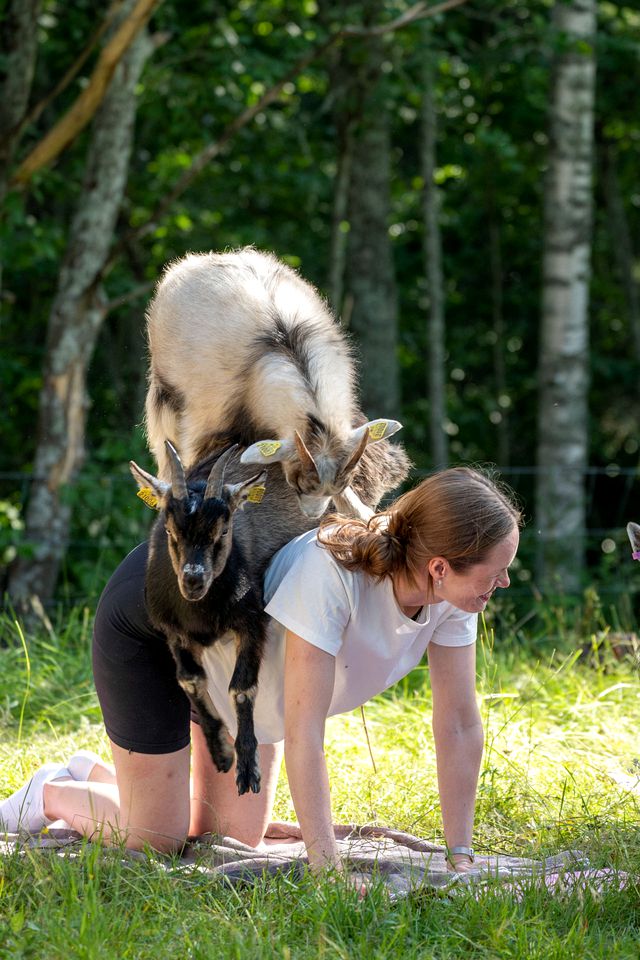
[1,464,640,608]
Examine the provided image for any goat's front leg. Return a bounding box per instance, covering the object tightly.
[228,621,267,796]
[171,642,234,774]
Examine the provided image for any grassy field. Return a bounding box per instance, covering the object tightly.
[0,600,639,959]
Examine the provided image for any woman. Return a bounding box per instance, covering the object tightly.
[1,467,520,875]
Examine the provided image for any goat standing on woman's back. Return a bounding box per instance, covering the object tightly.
[144,247,410,519]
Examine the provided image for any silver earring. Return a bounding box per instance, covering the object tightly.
[436,579,443,588]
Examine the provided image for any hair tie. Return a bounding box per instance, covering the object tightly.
[385,529,401,548]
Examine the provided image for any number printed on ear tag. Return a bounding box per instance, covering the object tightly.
[137,487,159,509]
[368,421,388,441]
[256,441,282,457]
[246,485,266,503]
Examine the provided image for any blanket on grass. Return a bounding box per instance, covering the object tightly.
[0,821,629,899]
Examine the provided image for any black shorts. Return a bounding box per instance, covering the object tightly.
[92,542,195,754]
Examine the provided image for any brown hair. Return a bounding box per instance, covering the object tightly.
[318,467,522,585]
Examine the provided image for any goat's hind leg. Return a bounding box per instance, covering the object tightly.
[228,624,265,796]
[172,645,234,774]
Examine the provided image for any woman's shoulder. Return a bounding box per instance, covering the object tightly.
[264,528,353,602]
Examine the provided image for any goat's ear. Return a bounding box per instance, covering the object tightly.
[337,419,403,480]
[350,418,403,450]
[129,461,170,498]
[627,522,640,559]
[224,470,268,512]
[240,438,294,465]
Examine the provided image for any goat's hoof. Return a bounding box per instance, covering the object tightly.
[210,742,234,774]
[214,755,234,774]
[236,761,261,796]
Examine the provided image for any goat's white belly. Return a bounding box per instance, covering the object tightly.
[200,622,287,744]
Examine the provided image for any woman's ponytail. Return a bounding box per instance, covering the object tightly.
[318,512,410,580]
[318,466,522,584]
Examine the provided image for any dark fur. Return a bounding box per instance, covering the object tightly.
[139,451,321,795]
[191,410,412,510]
[143,468,263,794]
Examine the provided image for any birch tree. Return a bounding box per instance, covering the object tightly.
[535,0,597,591]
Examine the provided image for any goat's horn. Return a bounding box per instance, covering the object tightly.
[205,444,239,499]
[294,431,320,479]
[165,440,188,500]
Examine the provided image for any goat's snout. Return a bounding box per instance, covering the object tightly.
[298,493,331,519]
[180,563,210,600]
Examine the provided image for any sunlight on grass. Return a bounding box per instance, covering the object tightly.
[1,600,639,958]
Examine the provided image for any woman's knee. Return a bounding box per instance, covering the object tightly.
[111,741,192,852]
[123,824,190,855]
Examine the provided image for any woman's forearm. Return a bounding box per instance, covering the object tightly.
[432,714,484,852]
[283,631,339,872]
[285,732,339,870]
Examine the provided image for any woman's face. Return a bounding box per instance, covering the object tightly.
[430,526,520,614]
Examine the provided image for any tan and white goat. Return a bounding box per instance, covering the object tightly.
[144,247,410,519]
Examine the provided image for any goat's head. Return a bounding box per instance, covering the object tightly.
[238,418,402,518]
[130,441,266,601]
[627,522,640,561]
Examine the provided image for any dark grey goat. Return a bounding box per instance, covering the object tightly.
[130,440,319,795]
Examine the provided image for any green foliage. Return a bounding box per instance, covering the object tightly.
[60,427,155,603]
[2,1,640,603]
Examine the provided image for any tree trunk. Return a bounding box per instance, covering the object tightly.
[600,140,640,374]
[10,0,158,189]
[328,122,355,320]
[489,213,510,467]
[7,19,154,609]
[348,111,400,416]
[420,29,448,468]
[320,8,356,322]
[535,0,597,592]
[0,0,41,289]
[343,0,400,417]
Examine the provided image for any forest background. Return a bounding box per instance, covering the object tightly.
[1,0,639,624]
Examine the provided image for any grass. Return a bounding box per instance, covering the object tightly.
[0,600,639,958]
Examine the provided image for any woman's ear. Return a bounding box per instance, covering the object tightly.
[428,557,448,581]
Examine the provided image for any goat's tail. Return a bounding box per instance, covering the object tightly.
[144,370,185,479]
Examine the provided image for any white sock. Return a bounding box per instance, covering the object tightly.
[0,762,70,833]
[66,750,104,782]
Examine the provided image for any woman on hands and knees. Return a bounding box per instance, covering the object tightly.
[269,467,520,876]
[1,467,520,880]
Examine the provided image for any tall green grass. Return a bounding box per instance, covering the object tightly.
[0,599,639,959]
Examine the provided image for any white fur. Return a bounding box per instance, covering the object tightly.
[146,250,355,468]
[145,248,402,515]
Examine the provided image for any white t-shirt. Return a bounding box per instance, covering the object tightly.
[201,529,477,743]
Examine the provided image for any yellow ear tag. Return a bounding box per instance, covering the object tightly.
[368,421,388,441]
[246,485,266,503]
[137,487,160,510]
[256,440,282,457]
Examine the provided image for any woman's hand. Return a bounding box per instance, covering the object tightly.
[324,866,370,898]
[446,853,477,874]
